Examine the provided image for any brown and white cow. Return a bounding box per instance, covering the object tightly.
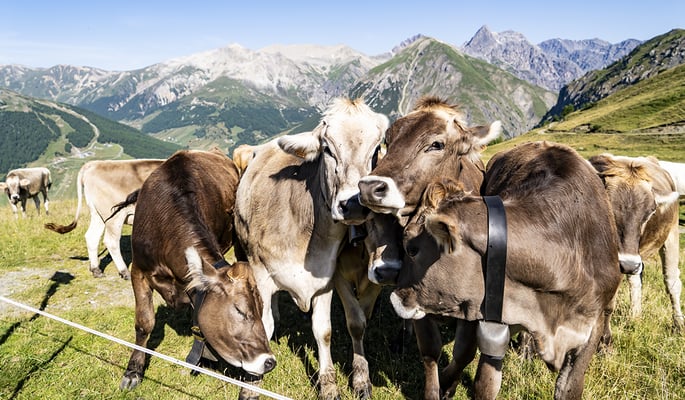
[45,159,164,279]
[357,96,501,398]
[234,97,388,399]
[392,141,621,399]
[1,167,52,218]
[115,149,276,396]
[589,154,683,330]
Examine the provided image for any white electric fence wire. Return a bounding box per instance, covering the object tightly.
[0,295,292,400]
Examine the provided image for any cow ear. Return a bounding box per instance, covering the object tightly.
[654,190,680,207]
[0,182,6,190]
[184,247,221,292]
[425,214,459,254]
[470,120,502,148]
[278,131,321,161]
[19,178,31,188]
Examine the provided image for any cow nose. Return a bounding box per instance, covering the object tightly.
[338,194,369,221]
[373,264,400,285]
[359,180,388,203]
[619,257,643,275]
[263,356,277,373]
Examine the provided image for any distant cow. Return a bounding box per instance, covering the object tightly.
[235,97,388,399]
[115,149,276,395]
[590,154,683,330]
[357,96,501,398]
[45,159,164,279]
[392,141,620,399]
[1,167,52,218]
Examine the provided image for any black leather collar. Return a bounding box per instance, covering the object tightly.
[483,195,507,323]
[185,258,231,366]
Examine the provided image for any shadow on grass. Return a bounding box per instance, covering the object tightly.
[272,286,460,399]
[1,271,75,399]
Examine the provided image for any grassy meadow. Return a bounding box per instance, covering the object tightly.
[1,131,685,399]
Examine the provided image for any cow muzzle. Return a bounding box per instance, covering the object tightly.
[358,176,405,214]
[10,194,20,204]
[619,253,644,275]
[369,259,402,285]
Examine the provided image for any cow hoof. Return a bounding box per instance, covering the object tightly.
[119,372,142,390]
[354,385,372,400]
[673,317,684,334]
[119,271,131,280]
[91,269,105,278]
[238,386,260,400]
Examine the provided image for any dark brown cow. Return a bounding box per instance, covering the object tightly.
[116,149,275,396]
[392,141,621,399]
[1,167,51,218]
[357,96,501,398]
[589,154,683,330]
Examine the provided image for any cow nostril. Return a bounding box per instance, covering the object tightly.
[264,357,277,373]
[373,181,388,197]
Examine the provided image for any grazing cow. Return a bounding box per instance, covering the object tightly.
[589,154,683,330]
[391,141,621,399]
[45,159,164,279]
[234,97,389,399]
[1,167,51,218]
[658,160,685,198]
[357,96,501,398]
[115,149,276,397]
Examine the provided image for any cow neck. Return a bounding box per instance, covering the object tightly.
[185,258,231,366]
[476,195,510,361]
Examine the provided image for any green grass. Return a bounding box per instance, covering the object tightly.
[1,133,684,399]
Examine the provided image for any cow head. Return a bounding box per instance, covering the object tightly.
[0,175,31,204]
[278,97,389,225]
[185,249,276,376]
[391,178,486,320]
[358,97,497,285]
[358,96,501,220]
[589,154,680,275]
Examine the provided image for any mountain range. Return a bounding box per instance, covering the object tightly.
[0,26,680,160]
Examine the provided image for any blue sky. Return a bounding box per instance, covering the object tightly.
[1,1,682,71]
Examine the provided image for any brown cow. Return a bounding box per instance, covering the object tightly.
[116,149,276,396]
[589,154,683,330]
[45,159,164,279]
[1,167,51,218]
[392,141,621,399]
[357,96,501,398]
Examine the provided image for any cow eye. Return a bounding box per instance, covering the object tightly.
[234,304,248,320]
[405,244,419,258]
[427,141,444,152]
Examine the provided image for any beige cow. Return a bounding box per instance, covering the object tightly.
[1,167,52,218]
[45,159,163,279]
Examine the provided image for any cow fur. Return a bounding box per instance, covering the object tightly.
[1,167,51,218]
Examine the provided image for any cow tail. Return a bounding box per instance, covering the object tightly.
[44,165,86,234]
[105,189,139,223]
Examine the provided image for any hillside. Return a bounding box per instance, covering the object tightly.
[545,63,685,133]
[0,89,181,198]
[350,37,557,138]
[544,29,685,121]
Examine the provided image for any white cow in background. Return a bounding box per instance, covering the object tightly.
[45,159,163,279]
[659,160,685,198]
[0,167,52,218]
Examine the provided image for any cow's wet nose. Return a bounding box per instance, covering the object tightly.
[619,259,643,275]
[263,356,277,373]
[373,265,400,285]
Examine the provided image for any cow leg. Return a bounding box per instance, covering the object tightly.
[85,215,107,277]
[9,202,19,219]
[553,315,604,400]
[103,216,130,279]
[42,190,49,215]
[19,198,27,217]
[442,319,478,397]
[120,265,155,390]
[333,274,377,399]
[412,317,443,400]
[311,291,339,400]
[473,355,504,400]
[32,196,41,215]
[627,273,643,318]
[660,227,684,331]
